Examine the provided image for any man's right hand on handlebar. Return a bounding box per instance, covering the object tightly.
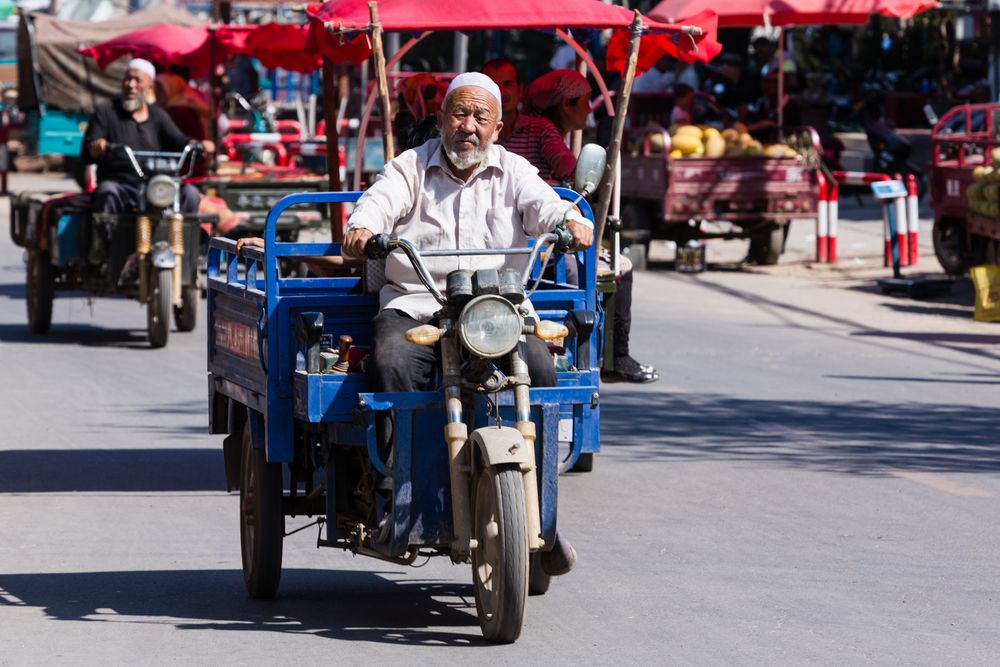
[343,228,374,259]
[90,138,109,159]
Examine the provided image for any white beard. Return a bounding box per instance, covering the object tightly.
[444,135,492,171]
[121,97,142,113]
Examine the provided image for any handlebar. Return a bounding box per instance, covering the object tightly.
[107,143,203,180]
[363,227,576,306]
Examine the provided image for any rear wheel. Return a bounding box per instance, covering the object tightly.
[748,225,785,266]
[933,218,970,276]
[472,464,528,643]
[528,552,551,596]
[173,283,198,332]
[239,421,284,598]
[147,269,171,348]
[572,453,595,473]
[26,250,53,334]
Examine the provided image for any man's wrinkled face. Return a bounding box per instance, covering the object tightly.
[438,86,502,171]
[122,68,152,111]
[483,63,520,119]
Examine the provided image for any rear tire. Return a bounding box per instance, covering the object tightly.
[239,421,284,599]
[933,218,970,276]
[472,464,528,643]
[173,284,198,332]
[26,250,53,334]
[528,552,551,596]
[572,453,595,473]
[748,225,784,266]
[148,269,171,348]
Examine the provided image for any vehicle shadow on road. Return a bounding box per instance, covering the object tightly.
[0,322,152,348]
[0,568,487,646]
[0,448,226,493]
[679,274,1000,366]
[600,389,1000,475]
[0,280,26,299]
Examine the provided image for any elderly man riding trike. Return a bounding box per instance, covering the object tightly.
[207,74,605,643]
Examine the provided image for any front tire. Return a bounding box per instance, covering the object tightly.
[26,250,53,334]
[239,421,284,598]
[173,283,198,332]
[472,464,528,643]
[147,269,171,348]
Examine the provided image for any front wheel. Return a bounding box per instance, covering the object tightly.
[239,420,284,598]
[26,250,54,334]
[147,269,171,348]
[472,464,528,643]
[173,283,198,332]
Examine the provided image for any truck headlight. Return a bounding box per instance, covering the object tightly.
[458,295,522,358]
[146,174,177,209]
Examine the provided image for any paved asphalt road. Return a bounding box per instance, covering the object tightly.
[1,174,998,664]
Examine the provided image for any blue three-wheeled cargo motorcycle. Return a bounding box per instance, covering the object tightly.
[206,183,603,643]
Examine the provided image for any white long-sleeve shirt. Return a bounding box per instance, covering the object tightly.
[347,138,588,322]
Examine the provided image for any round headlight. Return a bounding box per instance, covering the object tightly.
[458,295,523,358]
[146,174,177,208]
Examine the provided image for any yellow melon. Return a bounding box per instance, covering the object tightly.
[673,125,703,140]
[671,133,702,155]
[705,134,726,158]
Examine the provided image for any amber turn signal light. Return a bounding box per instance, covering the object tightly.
[405,325,442,345]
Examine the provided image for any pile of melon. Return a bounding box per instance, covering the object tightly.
[967,152,1000,218]
[659,124,798,159]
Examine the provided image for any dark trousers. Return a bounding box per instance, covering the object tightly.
[613,269,633,360]
[564,255,634,360]
[93,179,200,215]
[366,308,557,393]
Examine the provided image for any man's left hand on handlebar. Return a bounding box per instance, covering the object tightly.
[565,219,593,251]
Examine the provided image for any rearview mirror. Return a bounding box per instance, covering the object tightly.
[575,144,607,197]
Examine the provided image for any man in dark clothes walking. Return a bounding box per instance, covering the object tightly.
[82,58,214,215]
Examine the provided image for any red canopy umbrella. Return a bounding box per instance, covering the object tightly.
[80,22,367,76]
[649,0,939,26]
[648,0,939,131]
[81,23,215,75]
[306,0,722,69]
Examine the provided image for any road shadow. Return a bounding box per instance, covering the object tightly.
[681,274,1000,366]
[0,322,151,348]
[600,389,1000,475]
[0,568,485,646]
[0,448,226,493]
[0,280,25,299]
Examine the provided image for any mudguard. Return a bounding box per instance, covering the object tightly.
[470,426,532,469]
[151,246,176,269]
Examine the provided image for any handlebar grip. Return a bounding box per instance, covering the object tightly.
[553,226,574,254]
[364,233,392,259]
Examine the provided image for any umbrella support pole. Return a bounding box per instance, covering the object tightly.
[323,57,344,240]
[368,1,395,163]
[593,10,643,253]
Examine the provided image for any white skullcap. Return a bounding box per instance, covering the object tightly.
[444,72,503,119]
[127,58,156,80]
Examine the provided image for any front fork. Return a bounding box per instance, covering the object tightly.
[441,324,543,560]
[135,212,185,305]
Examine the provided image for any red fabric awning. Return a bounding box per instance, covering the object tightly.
[305,0,722,70]
[81,23,215,73]
[649,0,939,26]
[79,22,363,76]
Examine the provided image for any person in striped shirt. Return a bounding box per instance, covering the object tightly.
[483,59,577,182]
